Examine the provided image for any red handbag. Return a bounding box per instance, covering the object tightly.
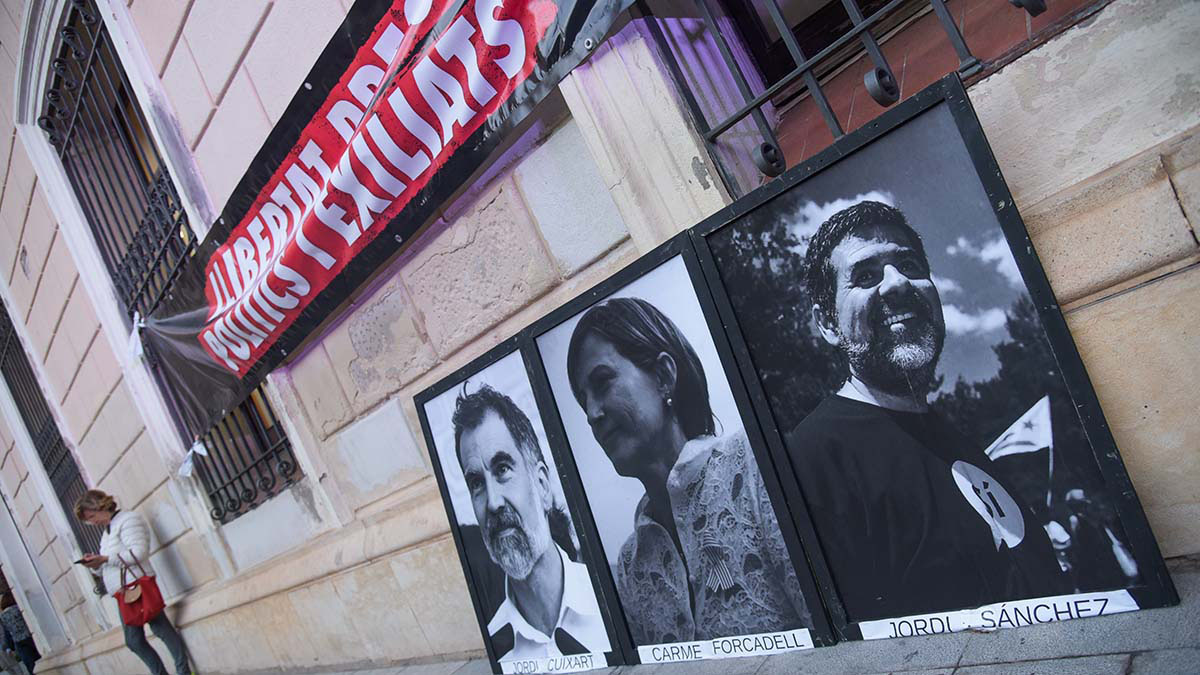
[114,552,165,626]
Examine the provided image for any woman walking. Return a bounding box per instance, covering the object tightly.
[75,490,191,675]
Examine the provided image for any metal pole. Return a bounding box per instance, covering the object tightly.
[928,0,982,76]
[696,0,786,176]
[760,0,844,138]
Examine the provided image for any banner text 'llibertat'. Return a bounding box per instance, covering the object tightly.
[199,0,554,375]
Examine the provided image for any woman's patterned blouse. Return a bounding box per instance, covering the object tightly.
[615,428,811,644]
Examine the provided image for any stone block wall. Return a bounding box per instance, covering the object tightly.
[282,110,635,517]
[146,0,348,210]
[9,1,646,669]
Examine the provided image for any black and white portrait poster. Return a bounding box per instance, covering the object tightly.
[704,95,1168,639]
[536,255,815,663]
[421,350,613,673]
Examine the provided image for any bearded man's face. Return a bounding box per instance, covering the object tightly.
[824,223,945,394]
[460,412,552,580]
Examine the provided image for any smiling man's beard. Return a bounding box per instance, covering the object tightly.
[839,297,944,396]
[482,503,552,581]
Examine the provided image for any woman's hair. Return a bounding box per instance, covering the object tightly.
[73,489,117,520]
[566,296,715,439]
[0,593,13,610]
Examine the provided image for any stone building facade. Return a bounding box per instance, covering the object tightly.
[0,0,1194,673]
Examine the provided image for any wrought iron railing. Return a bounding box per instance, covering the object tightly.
[641,0,1044,194]
[194,388,301,524]
[35,0,299,524]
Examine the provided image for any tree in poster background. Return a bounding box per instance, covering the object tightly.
[709,208,845,433]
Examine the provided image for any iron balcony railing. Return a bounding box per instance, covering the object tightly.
[641,0,1044,194]
[193,388,301,524]
[37,0,192,320]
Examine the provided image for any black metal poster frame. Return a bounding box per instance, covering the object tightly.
[523,234,837,662]
[415,336,630,674]
[688,73,1178,640]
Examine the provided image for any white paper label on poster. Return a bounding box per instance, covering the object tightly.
[858,590,1140,640]
[637,628,813,664]
[499,652,606,674]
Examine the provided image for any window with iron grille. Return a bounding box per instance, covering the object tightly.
[644,0,992,192]
[720,0,928,88]
[0,300,99,559]
[35,0,301,524]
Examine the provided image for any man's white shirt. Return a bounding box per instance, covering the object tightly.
[487,545,610,660]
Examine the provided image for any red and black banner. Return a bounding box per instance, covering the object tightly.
[143,0,633,435]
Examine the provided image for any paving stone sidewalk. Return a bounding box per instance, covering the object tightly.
[318,560,1198,675]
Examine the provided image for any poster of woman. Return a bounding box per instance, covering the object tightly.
[535,253,819,663]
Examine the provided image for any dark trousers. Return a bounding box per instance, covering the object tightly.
[14,637,38,674]
[123,612,190,675]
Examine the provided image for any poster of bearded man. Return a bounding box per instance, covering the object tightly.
[417,347,618,673]
[697,76,1175,640]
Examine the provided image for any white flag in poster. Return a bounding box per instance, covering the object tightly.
[986,395,1053,460]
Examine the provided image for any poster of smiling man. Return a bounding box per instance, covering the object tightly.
[699,78,1175,640]
[417,348,617,673]
[534,251,822,664]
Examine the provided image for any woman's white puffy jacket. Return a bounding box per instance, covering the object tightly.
[95,511,157,594]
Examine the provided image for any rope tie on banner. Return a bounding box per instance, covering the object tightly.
[178,438,209,478]
[127,311,145,362]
